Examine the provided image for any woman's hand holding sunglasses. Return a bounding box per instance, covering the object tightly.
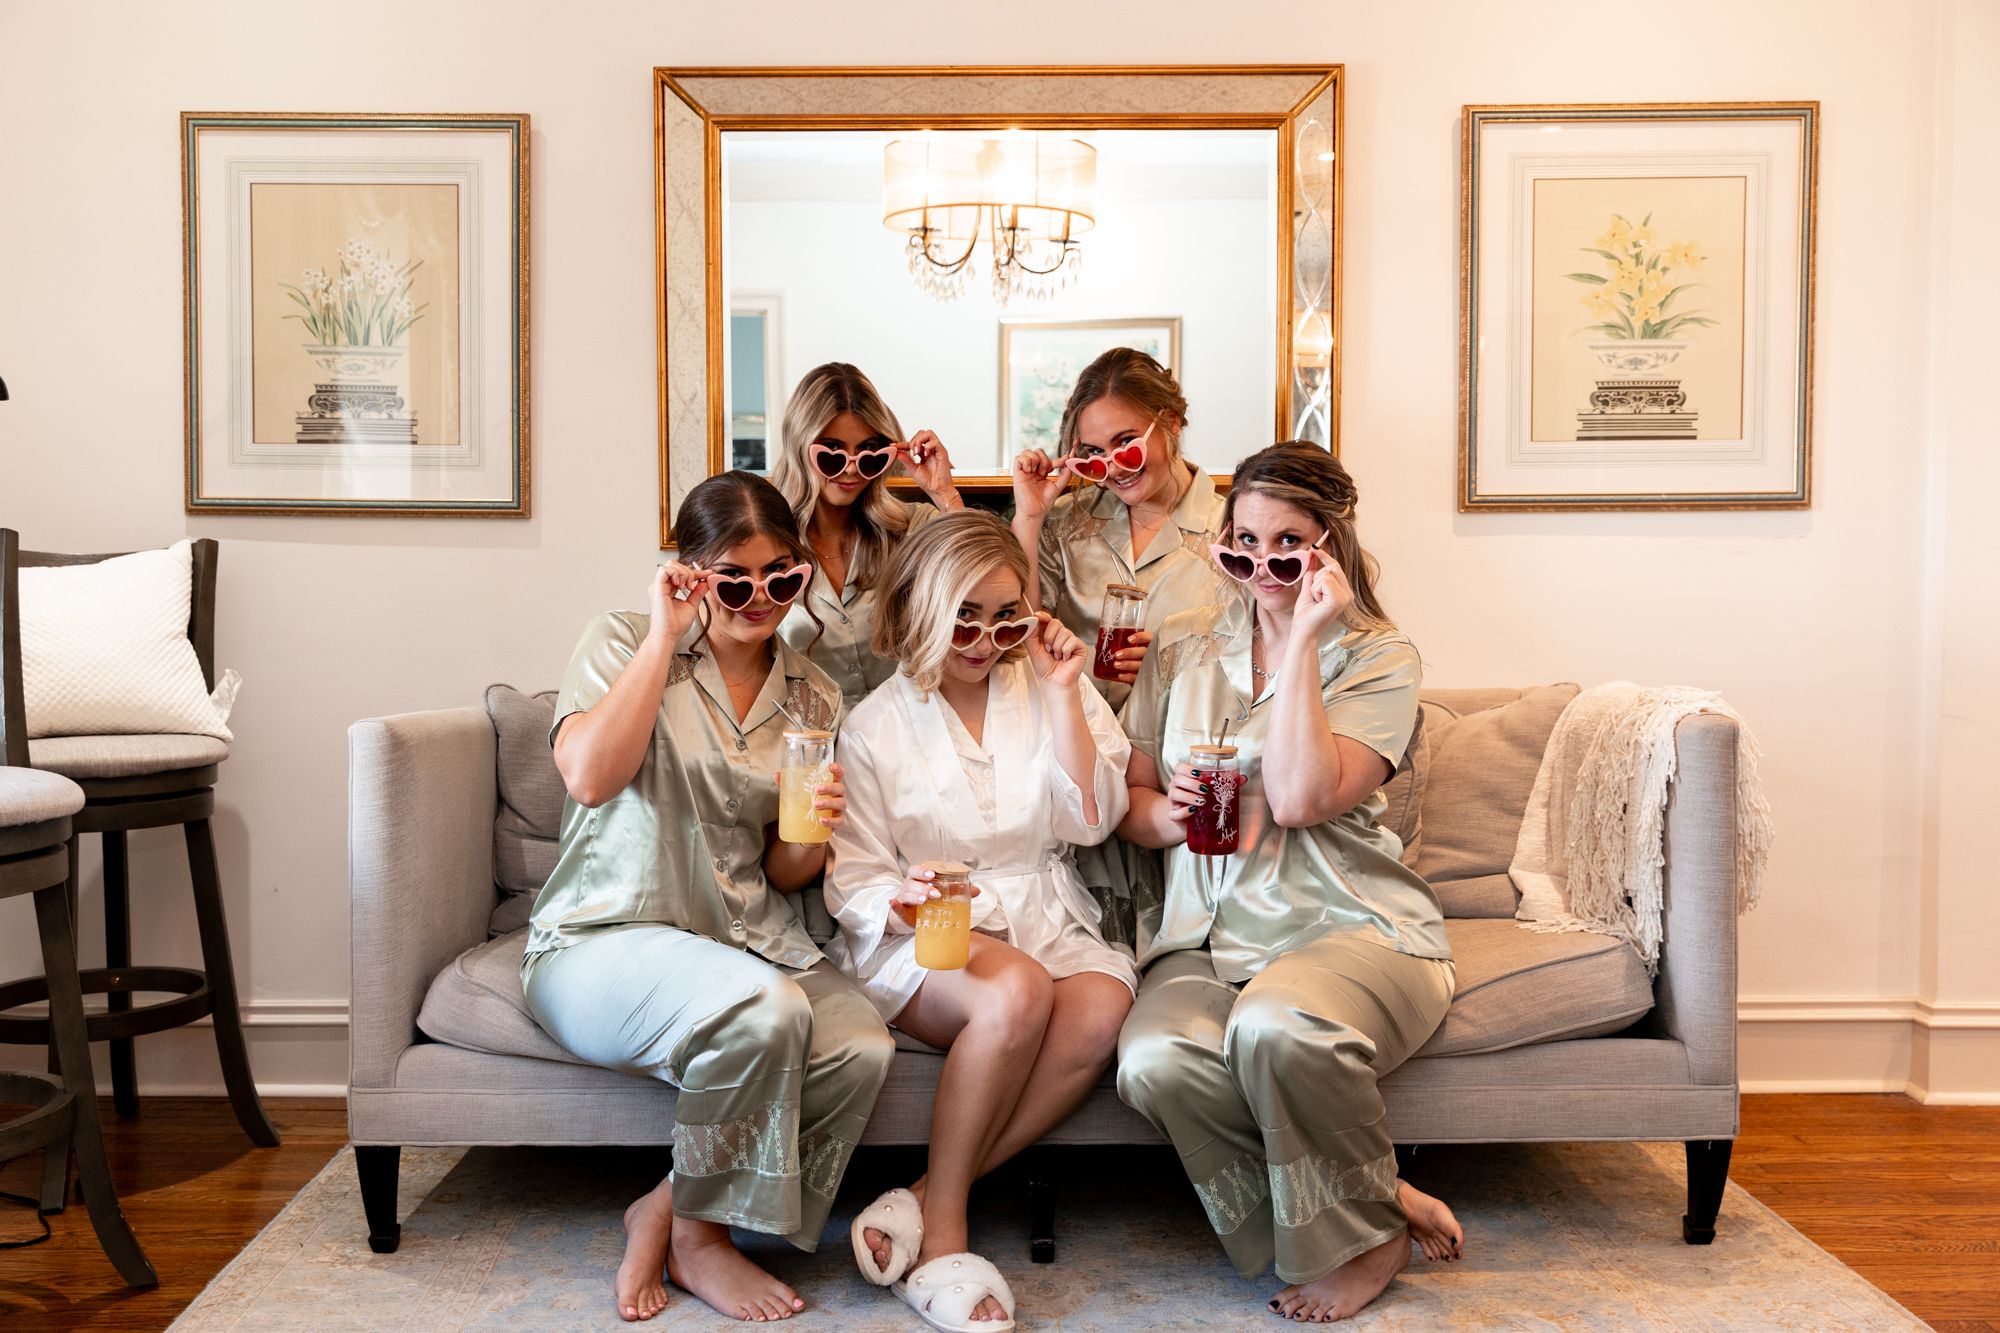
[899,430,960,505]
[1291,546,1354,640]
[648,562,713,643]
[1025,611,1089,692]
[1011,447,1070,522]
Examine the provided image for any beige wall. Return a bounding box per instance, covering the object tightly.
[1,0,1992,1100]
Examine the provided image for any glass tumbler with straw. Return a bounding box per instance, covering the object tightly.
[913,861,973,970]
[1094,583,1148,681]
[1185,743,1241,856]
[778,730,835,844]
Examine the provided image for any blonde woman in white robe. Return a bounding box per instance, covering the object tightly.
[826,509,1137,1331]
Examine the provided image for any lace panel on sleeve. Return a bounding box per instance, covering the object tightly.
[1155,629,1228,691]
[783,677,838,732]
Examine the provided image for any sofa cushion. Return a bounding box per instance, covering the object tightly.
[1414,683,1579,911]
[416,929,589,1066]
[1419,918,1653,1056]
[486,685,566,937]
[1429,872,1519,920]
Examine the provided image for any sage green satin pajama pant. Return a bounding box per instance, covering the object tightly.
[523,925,894,1250]
[1117,933,1455,1283]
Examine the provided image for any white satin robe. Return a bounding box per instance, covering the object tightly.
[825,659,1138,1021]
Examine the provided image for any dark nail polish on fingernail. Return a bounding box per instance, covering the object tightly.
[1200,783,1211,793]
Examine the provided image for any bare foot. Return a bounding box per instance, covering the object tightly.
[668,1214,805,1322]
[616,1181,673,1321]
[1398,1180,1463,1262]
[1268,1230,1410,1322]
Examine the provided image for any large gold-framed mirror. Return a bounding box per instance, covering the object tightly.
[654,65,1341,545]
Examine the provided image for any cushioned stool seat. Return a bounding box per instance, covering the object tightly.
[30,734,231,780]
[0,767,87,825]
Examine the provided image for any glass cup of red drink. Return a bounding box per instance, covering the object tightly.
[1186,743,1242,856]
[1094,583,1147,682]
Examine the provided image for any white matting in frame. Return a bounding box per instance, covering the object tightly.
[184,113,529,516]
[1461,104,1816,510]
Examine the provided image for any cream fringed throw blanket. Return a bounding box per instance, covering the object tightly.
[1510,682,1773,975]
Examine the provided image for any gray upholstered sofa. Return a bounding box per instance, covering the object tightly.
[348,683,1741,1257]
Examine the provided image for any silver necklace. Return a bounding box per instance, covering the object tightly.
[1251,621,1278,683]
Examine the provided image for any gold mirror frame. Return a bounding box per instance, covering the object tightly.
[653,64,1343,546]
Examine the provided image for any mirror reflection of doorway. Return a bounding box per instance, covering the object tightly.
[728,292,785,473]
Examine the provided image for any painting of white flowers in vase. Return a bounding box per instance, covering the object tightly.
[1529,176,1745,445]
[248,183,460,448]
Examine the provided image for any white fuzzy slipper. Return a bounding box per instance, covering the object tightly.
[893,1252,1017,1332]
[849,1187,924,1285]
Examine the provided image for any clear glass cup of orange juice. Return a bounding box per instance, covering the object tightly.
[913,861,973,970]
[778,730,835,844]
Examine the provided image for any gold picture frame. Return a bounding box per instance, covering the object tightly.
[1460,102,1818,511]
[182,112,531,518]
[653,65,1343,545]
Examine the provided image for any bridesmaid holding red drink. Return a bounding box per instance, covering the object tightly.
[1009,348,1226,712]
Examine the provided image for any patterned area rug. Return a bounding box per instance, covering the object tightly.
[168,1140,1925,1332]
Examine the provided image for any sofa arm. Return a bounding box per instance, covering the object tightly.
[1653,712,1739,1091]
[348,707,496,1092]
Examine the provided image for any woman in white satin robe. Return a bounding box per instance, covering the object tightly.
[825,509,1136,1328]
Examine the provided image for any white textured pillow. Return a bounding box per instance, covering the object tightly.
[20,540,233,741]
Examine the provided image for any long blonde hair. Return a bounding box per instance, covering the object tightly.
[1219,441,1395,632]
[769,362,914,591]
[873,510,1034,696]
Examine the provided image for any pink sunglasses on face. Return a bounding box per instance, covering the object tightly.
[812,443,898,481]
[698,563,814,610]
[1209,532,1330,586]
[1047,423,1154,483]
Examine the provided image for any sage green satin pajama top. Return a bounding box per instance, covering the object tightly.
[520,612,892,1248]
[779,499,941,713]
[1113,598,1455,1283]
[1035,467,1228,711]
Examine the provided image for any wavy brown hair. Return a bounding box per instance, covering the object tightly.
[768,362,914,591]
[872,509,1034,696]
[674,470,822,651]
[1056,346,1189,462]
[1219,442,1394,632]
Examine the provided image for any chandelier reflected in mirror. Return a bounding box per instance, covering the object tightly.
[883,134,1096,306]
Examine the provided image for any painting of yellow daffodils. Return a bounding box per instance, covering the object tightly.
[1567,214,1715,341]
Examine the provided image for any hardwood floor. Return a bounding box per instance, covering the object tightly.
[0,1093,1994,1330]
[0,1097,348,1332]
[1734,1094,2000,1332]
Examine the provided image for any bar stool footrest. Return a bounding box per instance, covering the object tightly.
[0,967,213,1045]
[0,1069,78,1162]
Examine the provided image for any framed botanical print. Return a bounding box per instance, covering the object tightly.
[999,316,1182,464]
[182,112,530,516]
[1460,103,1818,510]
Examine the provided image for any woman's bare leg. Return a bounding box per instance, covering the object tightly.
[969,972,1131,1175]
[867,935,1052,1322]
[1269,1231,1411,1323]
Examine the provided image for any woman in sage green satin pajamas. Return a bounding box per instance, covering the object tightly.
[1113,443,1461,1324]
[522,473,893,1324]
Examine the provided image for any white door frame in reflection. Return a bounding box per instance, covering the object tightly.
[654,65,1342,547]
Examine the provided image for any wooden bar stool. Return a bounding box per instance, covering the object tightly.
[0,530,277,1166]
[0,767,155,1286]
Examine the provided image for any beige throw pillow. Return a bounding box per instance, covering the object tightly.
[1414,683,1579,895]
[19,540,233,741]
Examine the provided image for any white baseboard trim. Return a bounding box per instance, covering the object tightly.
[1737,996,2000,1029]
[1738,996,2000,1104]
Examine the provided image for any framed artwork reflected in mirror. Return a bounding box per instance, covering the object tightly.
[653,66,1342,546]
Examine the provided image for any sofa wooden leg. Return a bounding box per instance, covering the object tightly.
[1028,1175,1055,1263]
[1682,1139,1732,1244]
[356,1145,402,1254]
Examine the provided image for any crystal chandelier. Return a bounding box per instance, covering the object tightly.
[883,134,1096,306]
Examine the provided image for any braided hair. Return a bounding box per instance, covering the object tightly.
[1218,442,1395,632]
